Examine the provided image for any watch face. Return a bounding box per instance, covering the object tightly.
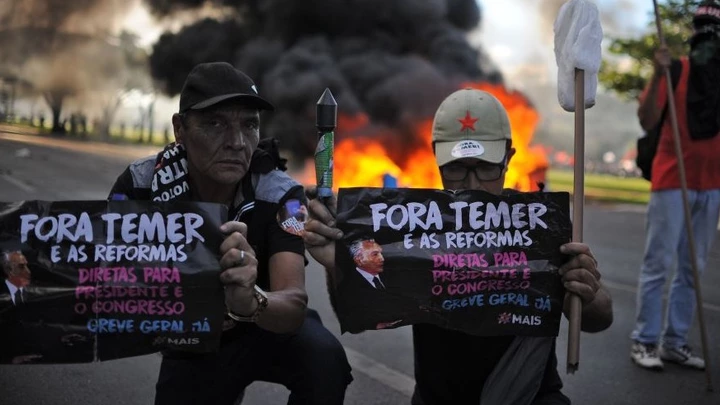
[256,290,269,309]
[254,285,269,301]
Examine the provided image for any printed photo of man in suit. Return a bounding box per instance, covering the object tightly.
[334,238,399,332]
[0,250,43,364]
[0,250,92,364]
[349,239,387,290]
[338,237,452,332]
[2,251,31,306]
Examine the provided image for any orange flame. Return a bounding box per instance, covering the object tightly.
[299,82,548,192]
[463,82,548,192]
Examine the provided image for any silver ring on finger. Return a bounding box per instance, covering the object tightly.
[236,250,245,267]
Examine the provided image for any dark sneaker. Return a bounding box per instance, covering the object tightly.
[659,345,705,370]
[630,341,664,370]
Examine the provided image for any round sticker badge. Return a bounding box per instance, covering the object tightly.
[450,140,485,158]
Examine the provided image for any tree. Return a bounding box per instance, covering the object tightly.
[93,31,152,142]
[43,88,73,133]
[96,90,129,141]
[599,0,697,101]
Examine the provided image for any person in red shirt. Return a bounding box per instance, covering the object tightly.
[631,0,720,371]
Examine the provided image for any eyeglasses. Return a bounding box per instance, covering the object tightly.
[440,155,508,182]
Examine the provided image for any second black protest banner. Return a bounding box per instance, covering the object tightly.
[334,187,571,336]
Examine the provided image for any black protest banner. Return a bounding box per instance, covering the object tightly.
[0,200,227,364]
[334,188,571,336]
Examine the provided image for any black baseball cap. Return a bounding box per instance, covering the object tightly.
[179,62,274,113]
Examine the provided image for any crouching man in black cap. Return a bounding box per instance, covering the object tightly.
[109,62,352,405]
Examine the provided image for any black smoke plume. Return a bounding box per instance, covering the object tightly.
[148,0,502,159]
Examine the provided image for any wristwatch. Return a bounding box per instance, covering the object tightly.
[226,285,269,322]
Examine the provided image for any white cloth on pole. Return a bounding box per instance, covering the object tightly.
[553,0,603,112]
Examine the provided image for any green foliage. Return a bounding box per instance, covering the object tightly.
[599,0,698,100]
[547,170,650,205]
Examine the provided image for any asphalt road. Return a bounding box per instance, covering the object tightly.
[1,129,719,405]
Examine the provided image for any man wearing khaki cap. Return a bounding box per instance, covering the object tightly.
[303,88,613,405]
[432,88,512,168]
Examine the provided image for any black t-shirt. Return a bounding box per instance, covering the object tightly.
[411,324,569,405]
[411,188,570,405]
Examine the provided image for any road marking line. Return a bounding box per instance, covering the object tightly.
[344,347,415,397]
[603,279,720,313]
[1,174,35,193]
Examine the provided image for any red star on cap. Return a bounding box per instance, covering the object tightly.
[458,110,478,131]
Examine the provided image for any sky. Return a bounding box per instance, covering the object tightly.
[471,0,654,87]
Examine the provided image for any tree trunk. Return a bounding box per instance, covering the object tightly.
[99,120,111,141]
[44,91,66,135]
[99,96,123,142]
[137,122,145,144]
[50,106,63,133]
[137,105,146,144]
[147,101,155,144]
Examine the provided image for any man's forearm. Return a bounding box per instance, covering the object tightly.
[254,288,308,333]
[638,73,664,131]
[577,286,613,333]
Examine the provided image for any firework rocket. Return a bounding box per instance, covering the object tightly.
[315,88,337,199]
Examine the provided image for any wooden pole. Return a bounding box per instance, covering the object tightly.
[567,67,585,374]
